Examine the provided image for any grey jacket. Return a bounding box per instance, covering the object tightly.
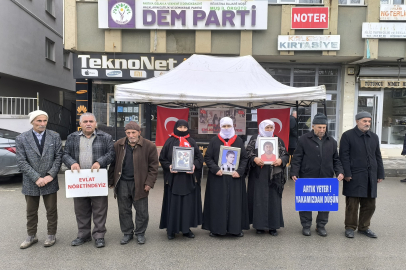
[62,129,115,169]
[15,129,63,196]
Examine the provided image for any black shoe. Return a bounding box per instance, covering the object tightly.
[316,227,327,237]
[120,234,133,245]
[233,232,244,237]
[183,230,195,238]
[256,230,265,234]
[95,238,105,248]
[269,229,278,236]
[400,178,406,183]
[167,233,175,240]
[71,237,91,246]
[302,227,311,236]
[137,234,146,244]
[358,229,377,238]
[345,229,355,238]
[209,232,216,237]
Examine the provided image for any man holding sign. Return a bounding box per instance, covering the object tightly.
[291,114,344,237]
[63,113,115,248]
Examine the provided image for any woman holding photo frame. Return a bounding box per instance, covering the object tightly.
[246,120,289,236]
[159,120,204,240]
[202,117,249,237]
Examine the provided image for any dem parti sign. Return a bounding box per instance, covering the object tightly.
[98,0,268,30]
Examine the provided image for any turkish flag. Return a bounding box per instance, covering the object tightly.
[156,106,189,146]
[257,108,291,149]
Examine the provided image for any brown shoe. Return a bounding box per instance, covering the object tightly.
[20,235,38,249]
[44,235,56,247]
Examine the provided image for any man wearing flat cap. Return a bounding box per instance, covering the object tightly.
[291,113,344,237]
[339,111,384,239]
[15,110,62,248]
[108,121,158,245]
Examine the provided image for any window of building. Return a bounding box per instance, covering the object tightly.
[268,0,323,4]
[63,50,71,69]
[339,0,364,5]
[45,38,55,62]
[46,0,55,16]
[381,0,404,4]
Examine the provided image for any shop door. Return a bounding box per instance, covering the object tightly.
[357,90,383,139]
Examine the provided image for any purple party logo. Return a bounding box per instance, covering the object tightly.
[108,0,135,28]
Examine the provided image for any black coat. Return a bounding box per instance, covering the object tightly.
[339,126,384,198]
[289,115,298,150]
[402,134,406,155]
[290,130,344,179]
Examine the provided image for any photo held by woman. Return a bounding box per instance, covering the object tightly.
[246,119,289,236]
[159,120,204,240]
[202,117,250,237]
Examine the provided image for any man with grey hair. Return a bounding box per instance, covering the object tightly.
[339,111,384,239]
[15,110,62,248]
[63,112,115,248]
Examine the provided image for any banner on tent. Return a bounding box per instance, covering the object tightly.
[156,106,189,146]
[257,108,290,150]
[198,108,246,135]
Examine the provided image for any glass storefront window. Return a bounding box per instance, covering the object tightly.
[381,89,406,145]
[317,94,337,138]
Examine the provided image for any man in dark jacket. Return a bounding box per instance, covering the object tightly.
[289,110,298,155]
[291,113,344,237]
[400,135,406,182]
[339,111,384,239]
[108,121,158,245]
[63,113,115,248]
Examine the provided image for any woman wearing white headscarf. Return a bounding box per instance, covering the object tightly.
[202,117,249,237]
[246,119,289,236]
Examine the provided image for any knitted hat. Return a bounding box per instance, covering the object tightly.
[356,111,372,120]
[312,113,328,125]
[29,110,48,123]
[125,121,141,131]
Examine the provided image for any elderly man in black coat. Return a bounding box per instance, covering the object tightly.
[339,111,384,239]
[291,113,344,237]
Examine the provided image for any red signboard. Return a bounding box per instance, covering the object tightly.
[291,7,329,29]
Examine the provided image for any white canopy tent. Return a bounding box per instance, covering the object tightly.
[114,54,326,108]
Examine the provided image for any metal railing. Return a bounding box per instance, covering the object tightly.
[0,93,39,115]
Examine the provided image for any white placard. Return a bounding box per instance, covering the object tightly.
[278,35,340,51]
[380,4,406,21]
[65,169,108,198]
[362,22,406,38]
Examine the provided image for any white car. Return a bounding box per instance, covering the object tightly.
[0,128,21,177]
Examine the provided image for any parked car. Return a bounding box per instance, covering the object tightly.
[0,128,21,178]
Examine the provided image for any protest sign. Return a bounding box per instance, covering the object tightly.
[295,178,339,211]
[65,169,108,198]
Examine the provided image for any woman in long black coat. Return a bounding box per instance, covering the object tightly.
[202,117,249,237]
[246,120,289,236]
[159,120,204,240]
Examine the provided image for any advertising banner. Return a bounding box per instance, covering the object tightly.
[156,106,189,146]
[295,178,339,211]
[98,0,268,30]
[256,108,290,149]
[291,7,329,29]
[198,108,246,135]
[278,35,340,51]
[65,169,108,198]
[380,4,406,21]
[362,22,406,38]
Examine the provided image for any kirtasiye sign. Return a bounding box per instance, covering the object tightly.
[72,53,190,80]
[278,35,340,51]
[98,0,268,30]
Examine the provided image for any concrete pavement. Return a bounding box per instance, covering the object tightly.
[0,175,405,269]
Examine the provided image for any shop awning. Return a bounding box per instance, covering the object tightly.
[114,54,326,108]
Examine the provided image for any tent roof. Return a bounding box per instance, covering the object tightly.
[114,54,326,108]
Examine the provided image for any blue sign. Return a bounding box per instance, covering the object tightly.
[295,178,339,211]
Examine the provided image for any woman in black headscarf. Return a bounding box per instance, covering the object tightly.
[159,119,204,240]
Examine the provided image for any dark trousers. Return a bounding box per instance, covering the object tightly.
[117,181,149,235]
[345,196,376,231]
[25,193,57,236]
[299,211,329,228]
[73,196,108,239]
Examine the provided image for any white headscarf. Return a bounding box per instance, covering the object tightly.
[256,119,275,149]
[219,117,235,139]
[29,110,48,123]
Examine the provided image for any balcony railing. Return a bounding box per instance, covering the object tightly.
[0,93,39,115]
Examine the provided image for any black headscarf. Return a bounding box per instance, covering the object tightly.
[173,119,189,137]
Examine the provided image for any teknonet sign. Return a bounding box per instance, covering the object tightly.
[291,7,329,29]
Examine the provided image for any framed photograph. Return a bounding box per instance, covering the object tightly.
[257,137,279,165]
[172,146,194,173]
[218,146,241,175]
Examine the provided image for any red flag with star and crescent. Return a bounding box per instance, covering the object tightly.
[156,106,189,146]
[257,108,291,149]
